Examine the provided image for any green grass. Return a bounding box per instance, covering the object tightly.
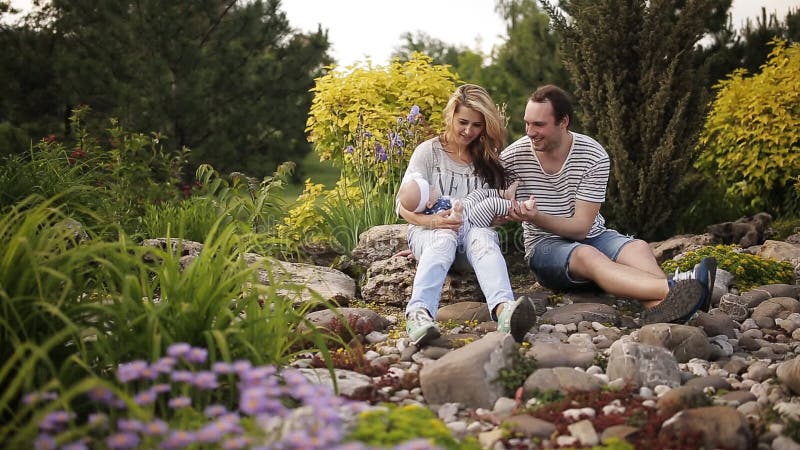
[282,152,340,203]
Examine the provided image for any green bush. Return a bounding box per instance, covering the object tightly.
[346,404,481,450]
[0,122,31,158]
[696,39,800,216]
[661,245,795,290]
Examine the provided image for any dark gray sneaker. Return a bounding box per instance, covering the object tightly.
[641,279,705,325]
[672,257,717,312]
[497,297,537,342]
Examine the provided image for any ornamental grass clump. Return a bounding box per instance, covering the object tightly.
[661,244,795,290]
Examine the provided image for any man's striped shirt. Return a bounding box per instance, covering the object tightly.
[500,131,610,261]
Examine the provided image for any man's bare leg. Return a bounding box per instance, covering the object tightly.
[614,239,665,279]
[568,245,668,307]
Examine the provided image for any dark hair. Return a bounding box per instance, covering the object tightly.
[530,85,573,126]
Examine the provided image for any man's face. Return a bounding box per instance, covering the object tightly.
[523,100,565,153]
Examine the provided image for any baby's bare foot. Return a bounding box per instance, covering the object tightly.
[522,197,536,209]
[451,199,464,221]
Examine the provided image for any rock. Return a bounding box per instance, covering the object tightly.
[657,385,707,416]
[718,293,750,321]
[301,308,390,340]
[706,212,772,248]
[420,332,516,409]
[522,367,602,398]
[540,303,619,326]
[751,297,800,322]
[756,240,800,263]
[248,256,357,305]
[297,368,372,397]
[437,302,492,324]
[660,406,754,450]
[650,234,714,264]
[777,359,800,395]
[690,310,737,338]
[636,323,711,363]
[502,415,557,439]
[606,340,681,389]
[525,341,597,369]
[755,284,799,299]
[361,256,483,307]
[568,419,599,446]
[349,224,409,271]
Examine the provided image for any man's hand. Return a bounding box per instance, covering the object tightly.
[508,195,537,223]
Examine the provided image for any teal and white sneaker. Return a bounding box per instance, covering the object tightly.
[406,308,441,347]
[497,297,537,342]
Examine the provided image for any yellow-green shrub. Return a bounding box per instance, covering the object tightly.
[283,55,461,250]
[696,39,800,214]
[306,53,459,165]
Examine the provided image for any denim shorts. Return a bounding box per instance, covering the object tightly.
[529,229,634,292]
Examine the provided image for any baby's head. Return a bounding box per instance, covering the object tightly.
[399,175,438,212]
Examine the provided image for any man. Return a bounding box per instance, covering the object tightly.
[501,85,715,324]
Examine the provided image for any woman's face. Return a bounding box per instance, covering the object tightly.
[451,105,485,146]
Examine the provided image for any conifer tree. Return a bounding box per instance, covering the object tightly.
[543,0,731,240]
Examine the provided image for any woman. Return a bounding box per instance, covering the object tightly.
[397,84,536,347]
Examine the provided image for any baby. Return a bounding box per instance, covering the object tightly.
[397,172,534,229]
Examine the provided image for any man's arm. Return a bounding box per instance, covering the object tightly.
[509,198,600,241]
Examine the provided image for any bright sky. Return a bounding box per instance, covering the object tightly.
[6,0,800,67]
[282,0,800,67]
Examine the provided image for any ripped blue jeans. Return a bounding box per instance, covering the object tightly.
[406,224,514,320]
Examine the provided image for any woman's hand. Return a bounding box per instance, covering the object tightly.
[428,209,463,230]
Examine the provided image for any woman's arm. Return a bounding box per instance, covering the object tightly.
[398,204,463,230]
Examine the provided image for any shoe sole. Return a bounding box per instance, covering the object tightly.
[509,298,537,342]
[701,257,717,312]
[641,279,705,325]
[411,325,441,347]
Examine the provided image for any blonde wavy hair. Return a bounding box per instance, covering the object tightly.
[440,84,507,189]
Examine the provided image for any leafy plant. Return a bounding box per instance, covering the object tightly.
[696,39,800,216]
[346,404,482,450]
[661,244,795,290]
[495,348,538,394]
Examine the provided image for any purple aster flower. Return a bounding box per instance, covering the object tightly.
[376,143,388,162]
[61,441,88,450]
[204,404,228,418]
[23,391,58,405]
[117,360,148,383]
[344,145,355,154]
[393,439,442,450]
[194,422,224,444]
[331,444,370,450]
[142,419,170,436]
[160,430,196,449]
[106,432,140,450]
[363,131,373,138]
[166,342,191,358]
[39,410,73,432]
[318,424,344,445]
[86,386,115,404]
[33,434,56,450]
[239,387,268,415]
[152,356,176,374]
[134,389,157,405]
[168,396,192,409]
[212,361,233,374]
[221,436,250,450]
[171,370,194,383]
[87,413,108,430]
[117,418,143,433]
[192,371,219,390]
[232,360,252,374]
[151,383,171,394]
[186,347,207,364]
[238,366,275,385]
